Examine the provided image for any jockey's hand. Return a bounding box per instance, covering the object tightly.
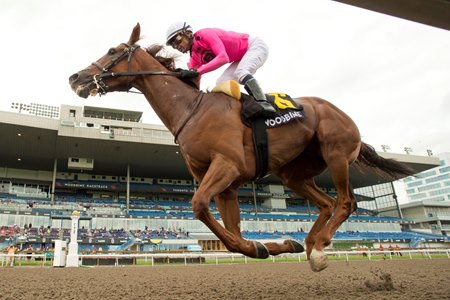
[176,68,200,78]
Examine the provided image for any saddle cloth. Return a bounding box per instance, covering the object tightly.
[211,80,304,128]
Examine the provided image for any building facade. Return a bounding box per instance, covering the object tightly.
[403,152,450,203]
[373,153,450,235]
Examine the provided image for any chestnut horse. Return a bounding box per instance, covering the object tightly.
[69,23,415,272]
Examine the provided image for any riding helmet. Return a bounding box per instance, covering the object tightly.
[166,21,193,45]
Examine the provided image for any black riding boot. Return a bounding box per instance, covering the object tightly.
[242,75,276,117]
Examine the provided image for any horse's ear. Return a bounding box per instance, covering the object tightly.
[129,22,141,45]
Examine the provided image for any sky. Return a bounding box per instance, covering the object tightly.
[1,0,449,158]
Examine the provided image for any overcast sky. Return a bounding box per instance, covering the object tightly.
[1,0,449,158]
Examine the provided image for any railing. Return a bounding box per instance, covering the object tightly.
[2,249,449,267]
[0,253,48,267]
[77,248,450,266]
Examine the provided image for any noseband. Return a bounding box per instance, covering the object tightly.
[90,43,176,95]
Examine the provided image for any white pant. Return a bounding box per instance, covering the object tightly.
[216,35,269,84]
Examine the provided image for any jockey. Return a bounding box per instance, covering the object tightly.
[166,21,276,117]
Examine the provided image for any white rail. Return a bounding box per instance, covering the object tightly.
[1,249,449,267]
[77,249,450,266]
[0,253,48,267]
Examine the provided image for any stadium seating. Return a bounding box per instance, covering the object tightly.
[0,193,448,253]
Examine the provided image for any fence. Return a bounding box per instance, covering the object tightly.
[1,249,449,267]
[79,249,450,265]
[0,253,48,267]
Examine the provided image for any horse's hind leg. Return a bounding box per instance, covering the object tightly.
[276,153,335,260]
[280,177,335,265]
[311,156,357,271]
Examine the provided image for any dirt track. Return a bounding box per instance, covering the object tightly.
[0,259,449,300]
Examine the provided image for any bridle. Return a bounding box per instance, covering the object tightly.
[89,42,204,144]
[91,43,178,95]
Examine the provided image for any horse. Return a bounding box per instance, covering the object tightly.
[69,23,415,272]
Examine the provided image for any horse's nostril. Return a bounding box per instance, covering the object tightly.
[69,73,79,83]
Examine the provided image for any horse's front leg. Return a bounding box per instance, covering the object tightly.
[191,156,268,258]
[216,189,303,257]
[214,189,269,258]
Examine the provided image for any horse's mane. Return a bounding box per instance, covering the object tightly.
[144,44,176,71]
[143,44,199,89]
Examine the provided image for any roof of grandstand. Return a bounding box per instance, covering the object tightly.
[0,106,440,188]
[333,0,449,31]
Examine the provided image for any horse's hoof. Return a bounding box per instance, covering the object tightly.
[309,249,328,272]
[284,240,305,253]
[253,241,270,259]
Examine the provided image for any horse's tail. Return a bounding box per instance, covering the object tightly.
[355,142,416,179]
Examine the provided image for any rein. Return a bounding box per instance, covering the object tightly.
[90,42,202,145]
[91,43,180,95]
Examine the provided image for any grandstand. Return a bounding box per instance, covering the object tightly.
[0,105,447,255]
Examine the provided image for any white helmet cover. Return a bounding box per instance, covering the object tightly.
[166,21,193,45]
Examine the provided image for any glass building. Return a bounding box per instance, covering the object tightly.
[402,152,450,203]
[354,182,402,218]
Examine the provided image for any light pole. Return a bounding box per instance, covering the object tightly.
[11,102,30,113]
[381,145,391,152]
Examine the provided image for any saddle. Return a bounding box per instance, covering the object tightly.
[212,80,305,180]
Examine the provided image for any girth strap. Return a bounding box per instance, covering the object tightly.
[251,117,269,181]
[174,92,204,144]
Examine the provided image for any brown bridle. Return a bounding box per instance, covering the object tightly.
[90,43,177,95]
[89,42,204,144]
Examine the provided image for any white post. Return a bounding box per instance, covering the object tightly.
[51,159,57,204]
[126,164,130,214]
[66,211,80,267]
[53,240,67,267]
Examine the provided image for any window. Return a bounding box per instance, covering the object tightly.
[425,174,450,184]
[418,183,441,192]
[407,181,423,188]
[439,166,450,173]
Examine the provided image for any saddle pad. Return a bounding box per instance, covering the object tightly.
[241,93,304,128]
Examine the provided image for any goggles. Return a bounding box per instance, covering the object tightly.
[168,34,183,47]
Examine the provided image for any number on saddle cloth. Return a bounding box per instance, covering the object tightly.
[263,93,304,128]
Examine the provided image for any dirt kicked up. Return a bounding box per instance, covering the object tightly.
[0,259,449,300]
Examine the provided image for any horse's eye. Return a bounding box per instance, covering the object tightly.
[108,48,116,55]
